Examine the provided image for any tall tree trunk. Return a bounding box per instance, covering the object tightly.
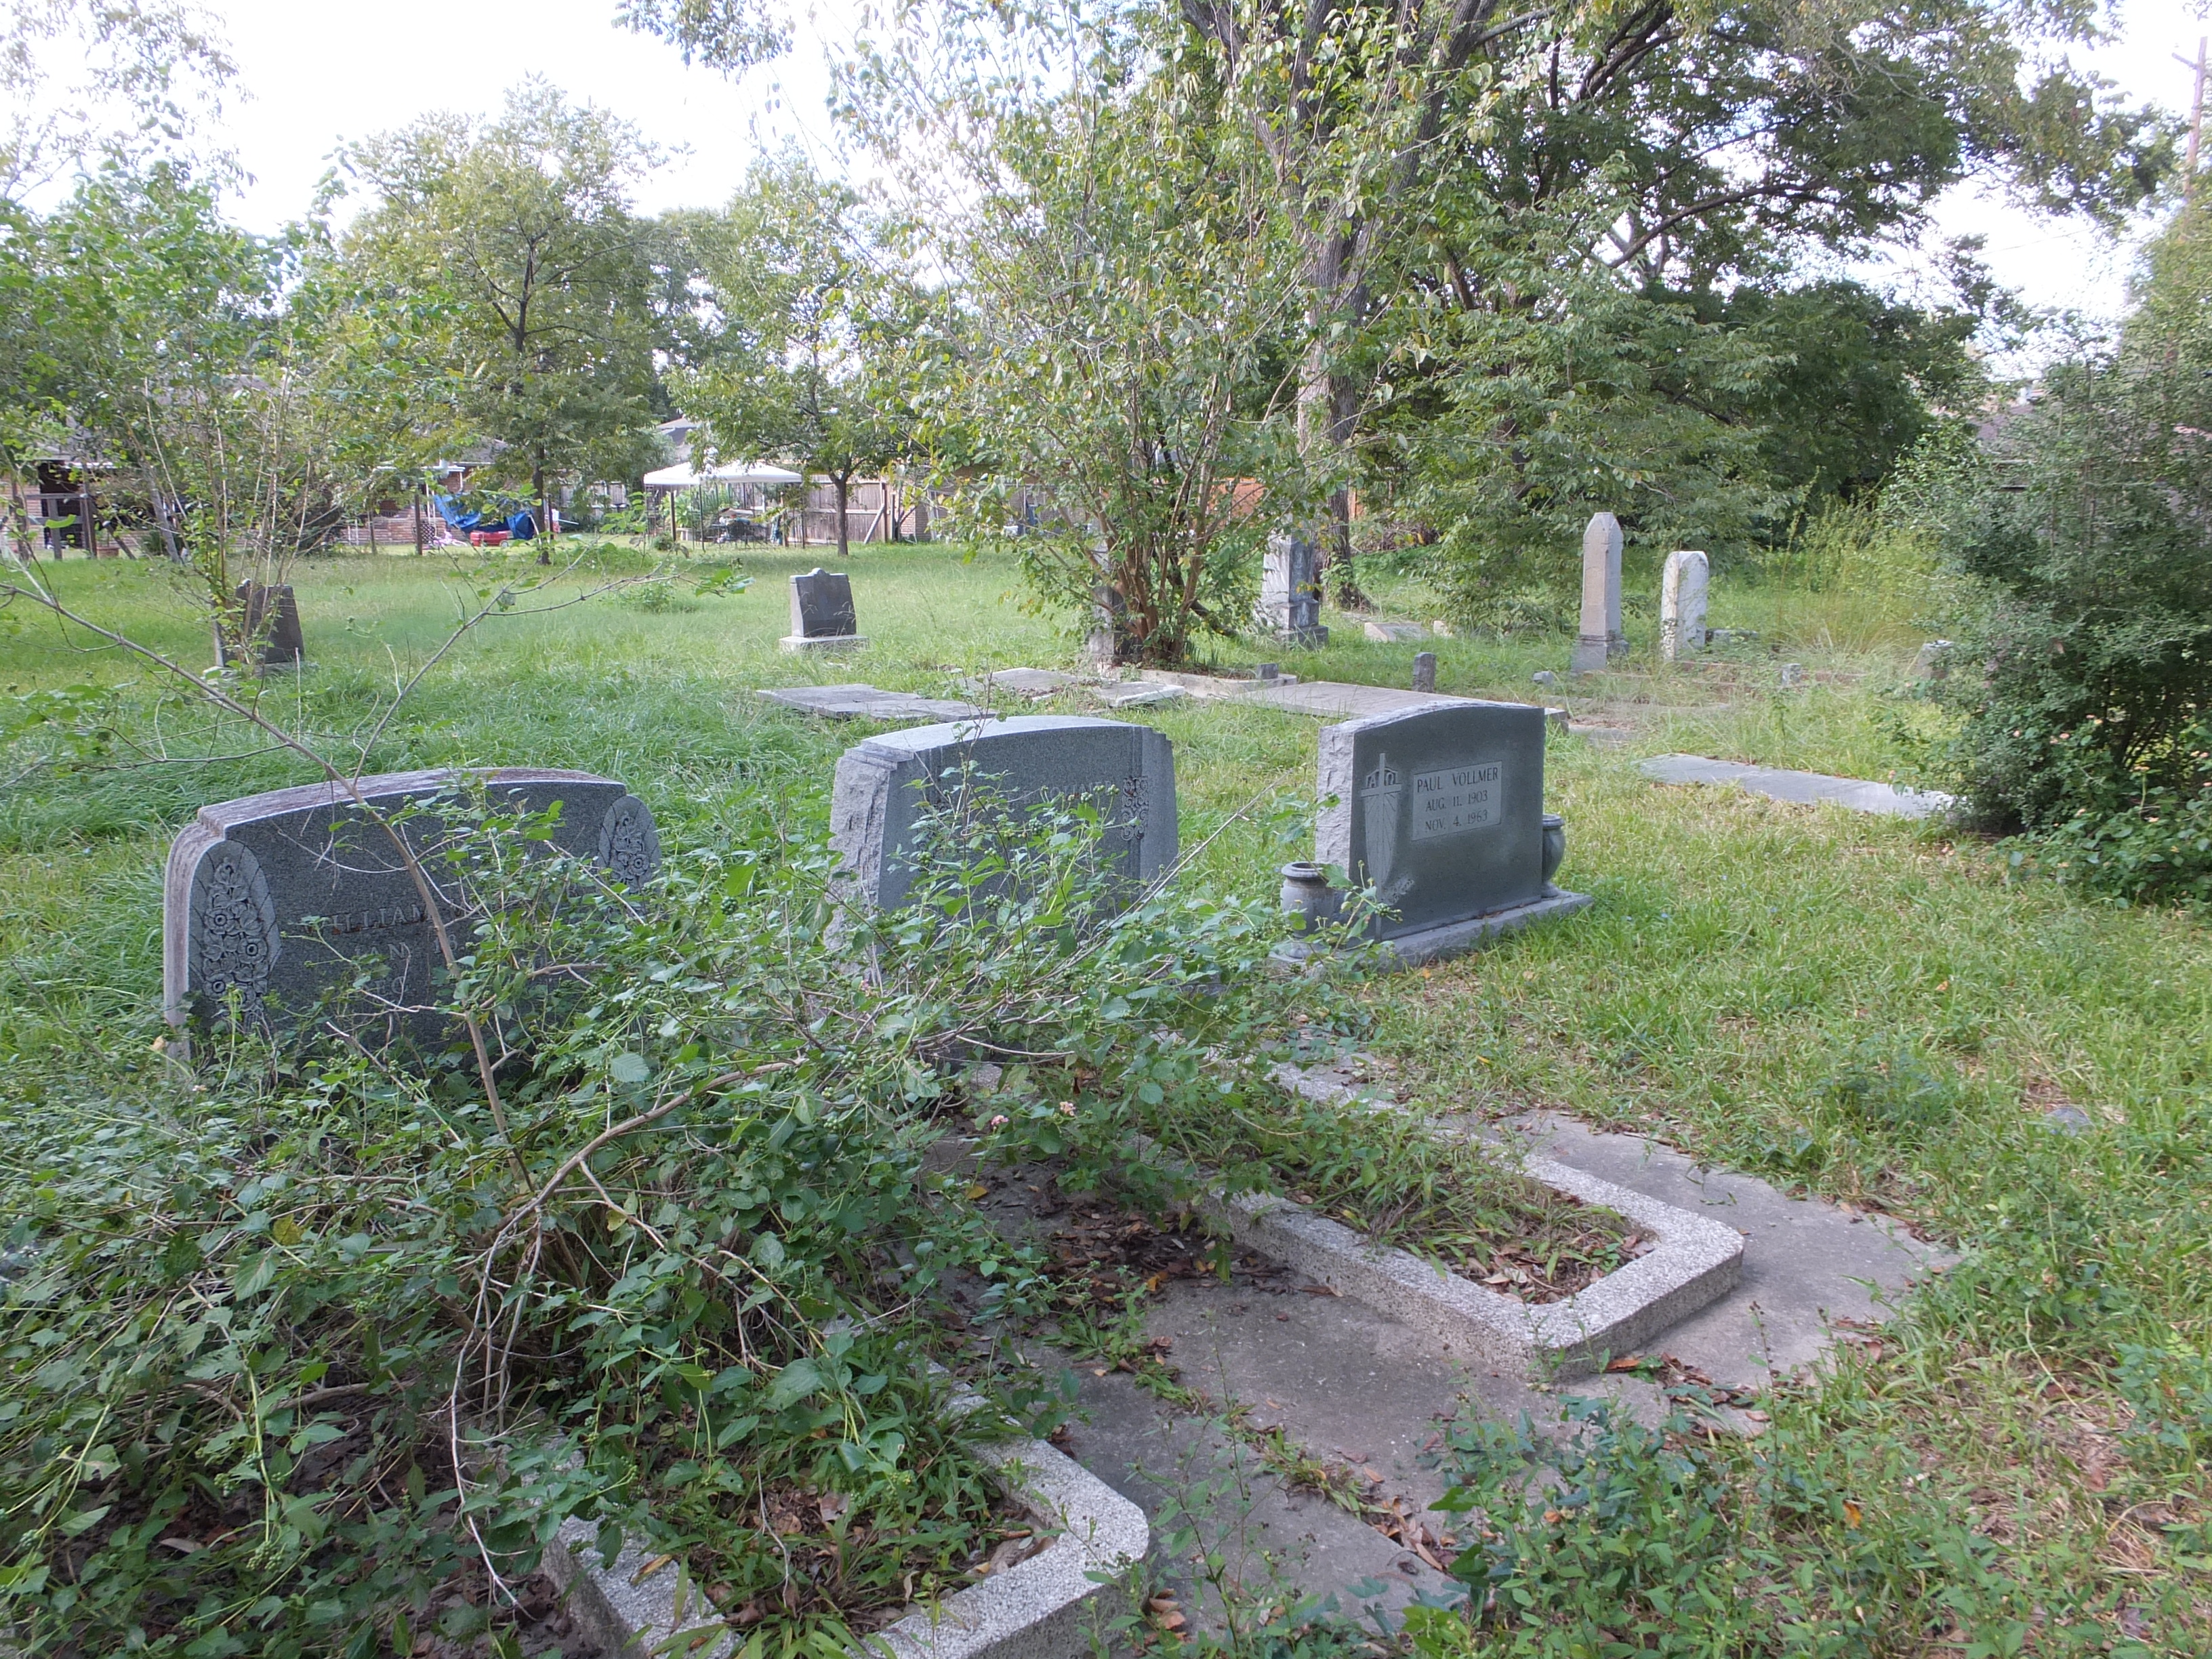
[834,474,851,562]
[534,464,550,565]
[1296,238,1372,612]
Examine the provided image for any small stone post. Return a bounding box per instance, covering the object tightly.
[1660,550,1710,661]
[1412,651,1437,693]
[1570,512,1624,675]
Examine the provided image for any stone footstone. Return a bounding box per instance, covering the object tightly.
[830,714,1176,911]
[1640,754,1954,819]
[758,684,982,722]
[1362,620,1429,643]
[1411,651,1437,694]
[164,769,659,1041]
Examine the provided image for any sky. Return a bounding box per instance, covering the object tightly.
[203,0,2202,342]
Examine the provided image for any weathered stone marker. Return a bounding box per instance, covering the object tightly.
[1412,651,1437,693]
[781,567,865,651]
[1570,513,1624,676]
[1257,532,1327,647]
[1660,550,1709,661]
[1280,701,1589,968]
[1911,640,1952,681]
[165,768,659,1036]
[831,714,1175,911]
[220,581,304,670]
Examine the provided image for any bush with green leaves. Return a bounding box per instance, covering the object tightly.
[0,788,1279,1656]
[1937,202,2212,905]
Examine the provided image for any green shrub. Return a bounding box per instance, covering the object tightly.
[1938,204,2212,905]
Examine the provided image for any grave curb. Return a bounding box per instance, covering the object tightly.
[540,1427,1147,1659]
[1131,1129,1740,1381]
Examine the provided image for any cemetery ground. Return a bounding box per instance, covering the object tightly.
[1,542,2208,1656]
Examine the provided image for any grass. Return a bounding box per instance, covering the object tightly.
[3,543,2207,1652]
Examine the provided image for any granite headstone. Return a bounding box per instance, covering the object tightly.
[1257,532,1327,646]
[221,581,305,670]
[830,714,1176,911]
[1660,550,1709,661]
[781,568,865,651]
[1570,513,1624,675]
[165,768,660,1036]
[1307,701,1589,964]
[1412,651,1437,693]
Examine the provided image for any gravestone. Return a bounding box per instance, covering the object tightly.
[1411,651,1437,693]
[165,768,659,1038]
[1569,513,1624,676]
[781,568,865,651]
[1257,532,1327,646]
[831,715,1175,911]
[1911,640,1952,681]
[220,582,304,670]
[1660,550,1709,661]
[1778,662,1805,689]
[1291,701,1589,968]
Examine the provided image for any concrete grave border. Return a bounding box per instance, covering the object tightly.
[1131,1077,1741,1378]
[540,1414,1147,1659]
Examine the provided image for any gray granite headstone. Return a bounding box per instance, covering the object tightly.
[1570,513,1624,675]
[782,568,865,650]
[1660,550,1708,661]
[830,715,1176,911]
[221,581,304,670]
[1258,533,1327,645]
[1412,651,1437,693]
[1316,701,1572,941]
[164,768,660,1036]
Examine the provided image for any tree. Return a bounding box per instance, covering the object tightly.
[918,18,1305,663]
[1183,0,2170,600]
[677,157,916,560]
[337,82,664,561]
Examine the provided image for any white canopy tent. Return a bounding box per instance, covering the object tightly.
[641,460,804,489]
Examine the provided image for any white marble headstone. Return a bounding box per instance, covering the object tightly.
[1570,513,1624,675]
[1660,550,1709,661]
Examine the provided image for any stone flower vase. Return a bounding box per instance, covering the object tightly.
[1540,814,1566,886]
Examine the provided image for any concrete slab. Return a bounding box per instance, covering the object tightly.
[758,684,982,721]
[1640,754,1954,819]
[1242,682,1468,719]
[1094,682,1187,709]
[1494,1111,1957,1389]
[1134,670,1296,699]
[961,669,1078,701]
[1361,621,1430,643]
